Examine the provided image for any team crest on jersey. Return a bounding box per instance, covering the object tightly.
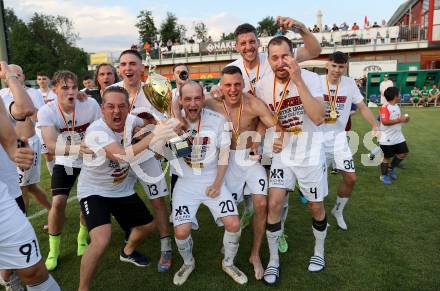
[109,160,129,184]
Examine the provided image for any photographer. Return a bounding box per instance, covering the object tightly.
[171,63,190,117]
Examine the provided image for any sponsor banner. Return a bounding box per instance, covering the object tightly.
[200,40,236,53]
[349,60,397,79]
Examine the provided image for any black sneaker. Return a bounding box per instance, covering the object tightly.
[120,249,150,267]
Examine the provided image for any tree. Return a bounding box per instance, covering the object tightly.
[257,16,278,36]
[136,10,157,45]
[221,32,235,41]
[160,12,184,44]
[5,8,88,80]
[194,22,208,42]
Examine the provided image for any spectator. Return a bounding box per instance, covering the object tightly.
[153,40,159,58]
[332,23,339,31]
[379,74,393,104]
[82,75,95,91]
[275,26,285,36]
[312,25,320,33]
[351,22,360,30]
[261,29,269,37]
[420,85,430,106]
[130,44,139,51]
[208,36,212,42]
[339,22,349,31]
[428,84,439,107]
[381,19,387,27]
[166,39,173,51]
[323,24,331,32]
[372,21,380,28]
[410,86,421,107]
[188,37,195,44]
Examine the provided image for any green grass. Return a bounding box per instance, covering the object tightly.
[26,107,440,290]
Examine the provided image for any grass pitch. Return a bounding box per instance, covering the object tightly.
[26,107,440,290]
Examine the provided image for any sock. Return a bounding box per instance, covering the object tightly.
[48,234,61,257]
[243,195,254,214]
[175,236,194,265]
[160,236,172,252]
[223,229,241,267]
[27,274,60,291]
[334,196,349,213]
[391,156,403,169]
[77,223,88,245]
[312,217,328,257]
[46,160,54,176]
[380,162,389,176]
[266,222,282,266]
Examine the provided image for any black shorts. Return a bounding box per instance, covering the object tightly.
[380,141,409,159]
[79,194,154,232]
[15,195,26,214]
[51,164,81,196]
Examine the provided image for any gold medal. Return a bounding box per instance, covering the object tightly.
[330,110,337,119]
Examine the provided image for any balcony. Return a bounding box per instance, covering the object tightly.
[148,25,429,66]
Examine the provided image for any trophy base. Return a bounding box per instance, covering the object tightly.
[169,137,191,158]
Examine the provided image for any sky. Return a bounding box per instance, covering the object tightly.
[4,0,406,53]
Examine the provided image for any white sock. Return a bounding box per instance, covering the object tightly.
[27,274,60,291]
[266,229,282,266]
[46,160,54,176]
[175,236,194,265]
[244,195,253,213]
[334,196,349,213]
[312,225,327,258]
[160,236,172,252]
[223,229,241,267]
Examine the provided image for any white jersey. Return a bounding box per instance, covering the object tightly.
[0,87,45,110]
[227,53,271,95]
[173,109,230,181]
[77,115,143,200]
[379,103,405,145]
[37,98,101,167]
[320,75,364,134]
[255,69,324,164]
[0,147,22,199]
[110,81,166,120]
[38,88,57,103]
[227,50,298,95]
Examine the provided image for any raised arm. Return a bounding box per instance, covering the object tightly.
[276,16,321,62]
[0,62,35,120]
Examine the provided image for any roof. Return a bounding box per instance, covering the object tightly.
[388,0,419,26]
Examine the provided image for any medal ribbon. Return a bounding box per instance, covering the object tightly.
[57,102,75,132]
[273,78,291,115]
[222,99,243,142]
[243,62,260,95]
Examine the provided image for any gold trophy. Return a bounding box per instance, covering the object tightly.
[142,71,191,158]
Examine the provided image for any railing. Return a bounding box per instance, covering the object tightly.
[149,25,428,61]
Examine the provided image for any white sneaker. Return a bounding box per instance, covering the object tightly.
[173,261,195,286]
[0,272,24,291]
[331,208,347,230]
[222,261,248,285]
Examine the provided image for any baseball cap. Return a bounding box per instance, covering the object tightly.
[384,74,389,77]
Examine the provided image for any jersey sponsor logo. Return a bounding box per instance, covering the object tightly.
[174,205,191,222]
[270,169,284,186]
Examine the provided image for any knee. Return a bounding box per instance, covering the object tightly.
[50,198,66,212]
[397,153,407,159]
[268,198,282,213]
[224,217,240,233]
[90,233,111,251]
[344,173,357,186]
[174,227,190,241]
[254,198,267,216]
[308,202,325,219]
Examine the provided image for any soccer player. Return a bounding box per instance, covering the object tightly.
[420,85,430,106]
[93,63,119,105]
[37,72,57,103]
[254,36,327,284]
[171,81,247,285]
[203,65,283,280]
[38,70,102,271]
[428,84,439,107]
[0,96,60,291]
[0,64,52,213]
[320,51,379,230]
[379,87,410,185]
[110,50,173,272]
[410,86,421,107]
[77,86,178,291]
